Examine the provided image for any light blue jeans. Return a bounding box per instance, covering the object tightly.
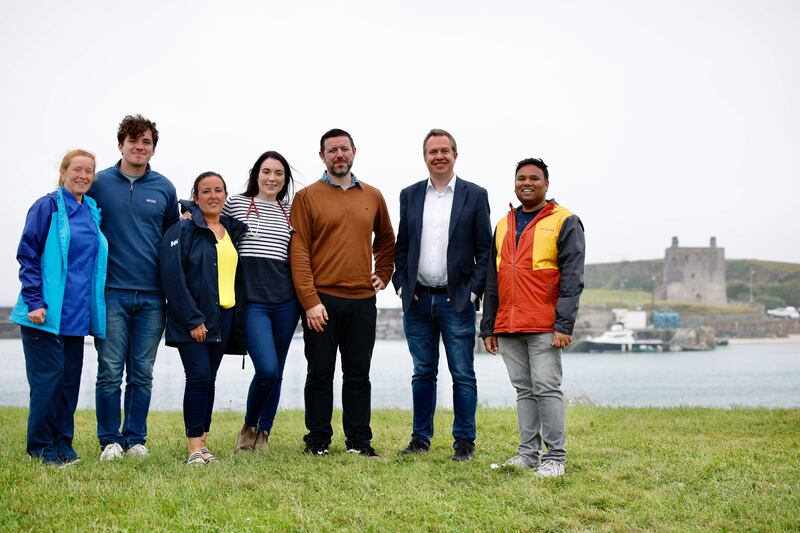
[499,333,566,464]
[95,289,165,449]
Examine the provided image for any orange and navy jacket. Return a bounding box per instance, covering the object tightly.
[479,200,585,337]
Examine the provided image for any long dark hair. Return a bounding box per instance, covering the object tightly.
[244,151,294,202]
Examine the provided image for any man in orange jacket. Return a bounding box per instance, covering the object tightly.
[480,157,585,478]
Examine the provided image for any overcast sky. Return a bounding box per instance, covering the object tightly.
[1,0,798,307]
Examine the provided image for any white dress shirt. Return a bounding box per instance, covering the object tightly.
[417,175,456,287]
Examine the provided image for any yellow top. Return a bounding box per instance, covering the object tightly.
[215,230,238,309]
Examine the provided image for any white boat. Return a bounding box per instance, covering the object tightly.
[580,324,664,353]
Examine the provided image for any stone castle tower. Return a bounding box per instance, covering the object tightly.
[660,237,727,306]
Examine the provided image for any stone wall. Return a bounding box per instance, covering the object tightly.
[5,306,798,341]
[681,313,800,338]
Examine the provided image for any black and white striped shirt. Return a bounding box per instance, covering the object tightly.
[223,194,295,304]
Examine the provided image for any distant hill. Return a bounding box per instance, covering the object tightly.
[585,259,800,308]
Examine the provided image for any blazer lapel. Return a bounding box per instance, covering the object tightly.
[448,177,467,238]
[413,180,426,241]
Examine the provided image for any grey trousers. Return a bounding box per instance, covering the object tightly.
[499,333,566,464]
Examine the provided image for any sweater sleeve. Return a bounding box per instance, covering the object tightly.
[371,190,395,286]
[289,190,320,311]
[162,186,180,234]
[17,196,57,310]
[479,228,499,338]
[554,215,586,335]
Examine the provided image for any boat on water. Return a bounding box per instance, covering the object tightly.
[577,324,664,353]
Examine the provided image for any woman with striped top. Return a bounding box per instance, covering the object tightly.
[226,151,301,452]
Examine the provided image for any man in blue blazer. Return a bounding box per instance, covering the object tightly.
[392,129,492,461]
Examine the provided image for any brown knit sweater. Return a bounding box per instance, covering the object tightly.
[289,179,395,310]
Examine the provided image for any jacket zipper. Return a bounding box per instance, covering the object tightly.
[509,206,516,330]
[507,203,554,332]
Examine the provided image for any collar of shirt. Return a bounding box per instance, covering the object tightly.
[426,174,457,197]
[322,171,360,190]
[61,187,85,215]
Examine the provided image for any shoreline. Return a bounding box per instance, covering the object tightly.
[728,334,800,345]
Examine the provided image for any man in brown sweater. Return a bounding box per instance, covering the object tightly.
[290,128,395,457]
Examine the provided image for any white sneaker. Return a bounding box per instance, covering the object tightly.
[125,444,150,457]
[502,454,537,469]
[535,460,565,478]
[100,443,124,461]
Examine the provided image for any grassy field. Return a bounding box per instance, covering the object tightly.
[580,289,757,315]
[1,407,798,531]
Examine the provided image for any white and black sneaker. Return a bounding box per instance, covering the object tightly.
[303,443,330,456]
[346,445,380,457]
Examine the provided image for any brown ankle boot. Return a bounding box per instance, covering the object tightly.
[254,430,270,452]
[234,424,257,453]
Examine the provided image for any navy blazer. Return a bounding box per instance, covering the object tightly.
[392,177,492,313]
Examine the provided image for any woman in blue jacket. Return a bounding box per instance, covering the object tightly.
[160,172,247,465]
[11,149,108,466]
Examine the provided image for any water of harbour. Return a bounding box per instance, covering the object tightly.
[1,339,798,410]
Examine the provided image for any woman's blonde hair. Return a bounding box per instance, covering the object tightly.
[58,149,96,186]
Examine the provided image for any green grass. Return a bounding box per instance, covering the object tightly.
[581,289,758,315]
[729,259,800,276]
[581,288,653,307]
[1,407,798,531]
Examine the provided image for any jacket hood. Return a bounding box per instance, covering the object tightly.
[179,199,248,242]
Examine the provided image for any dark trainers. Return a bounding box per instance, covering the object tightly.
[58,448,80,466]
[303,443,330,456]
[399,439,430,456]
[346,445,380,457]
[452,440,474,462]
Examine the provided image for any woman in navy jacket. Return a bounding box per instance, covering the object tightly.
[11,149,108,466]
[160,172,247,465]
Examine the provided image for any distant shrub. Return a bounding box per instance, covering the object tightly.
[755,294,786,309]
[727,280,750,302]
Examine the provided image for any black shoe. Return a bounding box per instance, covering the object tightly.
[303,443,330,456]
[399,439,430,456]
[452,440,474,462]
[346,445,380,457]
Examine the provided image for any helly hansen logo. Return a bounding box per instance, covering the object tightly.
[170,239,179,247]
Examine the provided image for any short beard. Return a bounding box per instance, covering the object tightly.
[330,164,352,178]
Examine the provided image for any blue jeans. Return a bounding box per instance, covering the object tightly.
[21,327,84,463]
[403,292,477,446]
[176,308,233,438]
[245,299,300,432]
[95,289,165,449]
